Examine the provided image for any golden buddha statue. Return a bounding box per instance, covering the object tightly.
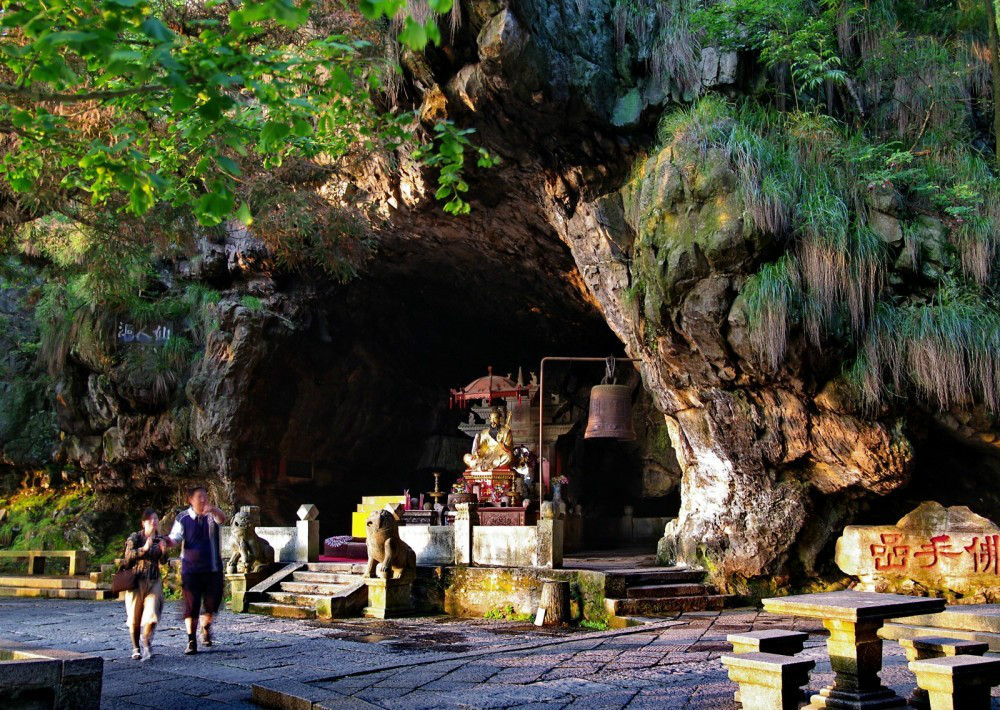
[463,407,514,471]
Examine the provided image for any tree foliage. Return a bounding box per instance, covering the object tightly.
[0,0,495,231]
[695,0,847,108]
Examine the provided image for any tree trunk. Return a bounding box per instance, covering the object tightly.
[538,580,569,625]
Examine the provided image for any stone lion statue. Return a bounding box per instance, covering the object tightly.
[365,506,416,581]
[227,505,274,574]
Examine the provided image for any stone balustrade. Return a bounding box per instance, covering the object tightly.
[398,503,564,569]
[219,504,319,563]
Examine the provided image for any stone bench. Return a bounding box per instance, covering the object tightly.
[899,636,989,708]
[909,655,1000,710]
[728,629,808,655]
[721,652,815,710]
[0,550,88,576]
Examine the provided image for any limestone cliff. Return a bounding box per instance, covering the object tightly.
[1,0,997,590]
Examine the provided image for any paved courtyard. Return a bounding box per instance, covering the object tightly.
[2,597,999,709]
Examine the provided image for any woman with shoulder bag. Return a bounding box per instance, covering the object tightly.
[122,508,168,661]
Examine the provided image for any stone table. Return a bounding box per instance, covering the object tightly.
[762,591,946,709]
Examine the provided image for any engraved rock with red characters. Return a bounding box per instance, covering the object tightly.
[836,501,1000,600]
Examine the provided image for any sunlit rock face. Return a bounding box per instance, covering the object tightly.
[375,0,1000,587]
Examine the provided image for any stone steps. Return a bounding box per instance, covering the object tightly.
[607,568,706,584]
[602,566,735,622]
[266,591,332,607]
[0,575,82,589]
[248,601,317,619]
[0,574,113,600]
[305,562,366,574]
[280,581,353,595]
[0,586,114,600]
[292,571,361,584]
[626,583,706,598]
[605,594,730,616]
[246,564,367,620]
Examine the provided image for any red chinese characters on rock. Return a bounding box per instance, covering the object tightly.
[965,535,1000,575]
[914,535,962,567]
[869,533,1000,574]
[870,534,910,571]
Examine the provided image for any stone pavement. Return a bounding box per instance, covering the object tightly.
[2,598,999,709]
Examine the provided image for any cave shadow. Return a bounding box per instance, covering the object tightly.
[223,260,677,542]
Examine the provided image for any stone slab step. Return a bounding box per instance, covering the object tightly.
[0,586,114,600]
[248,602,317,619]
[280,581,353,595]
[605,594,730,616]
[901,606,1000,635]
[620,569,706,584]
[267,591,331,607]
[603,567,706,597]
[626,583,708,598]
[292,571,362,584]
[0,575,81,589]
[305,562,366,574]
[882,622,1000,653]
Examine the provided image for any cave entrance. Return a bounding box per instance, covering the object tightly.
[226,226,680,553]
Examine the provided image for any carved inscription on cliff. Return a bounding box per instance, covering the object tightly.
[836,501,1000,599]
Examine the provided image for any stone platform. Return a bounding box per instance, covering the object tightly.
[0,639,102,710]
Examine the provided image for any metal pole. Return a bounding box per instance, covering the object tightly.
[536,356,639,514]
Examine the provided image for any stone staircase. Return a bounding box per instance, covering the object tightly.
[603,566,733,621]
[248,562,367,620]
[0,569,114,600]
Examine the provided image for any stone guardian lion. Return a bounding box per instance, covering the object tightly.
[365,507,416,581]
[227,505,275,574]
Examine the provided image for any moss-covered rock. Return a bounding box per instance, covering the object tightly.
[0,483,132,569]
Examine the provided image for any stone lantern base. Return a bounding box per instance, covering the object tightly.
[363,577,414,619]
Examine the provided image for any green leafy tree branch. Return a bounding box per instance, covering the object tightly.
[0,0,495,233]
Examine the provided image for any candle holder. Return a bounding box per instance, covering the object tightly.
[428,472,446,506]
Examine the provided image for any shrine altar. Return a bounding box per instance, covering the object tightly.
[461,469,515,504]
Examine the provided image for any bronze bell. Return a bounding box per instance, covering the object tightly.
[584,384,636,440]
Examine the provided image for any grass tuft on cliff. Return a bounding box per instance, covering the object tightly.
[648,92,1000,413]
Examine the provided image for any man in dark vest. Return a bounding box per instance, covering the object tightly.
[166,486,227,655]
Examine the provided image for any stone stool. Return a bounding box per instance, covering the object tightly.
[722,652,815,710]
[727,630,808,704]
[728,629,809,655]
[909,655,1000,710]
[899,636,988,709]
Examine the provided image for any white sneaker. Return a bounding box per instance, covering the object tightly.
[131,648,141,661]
[141,642,152,661]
